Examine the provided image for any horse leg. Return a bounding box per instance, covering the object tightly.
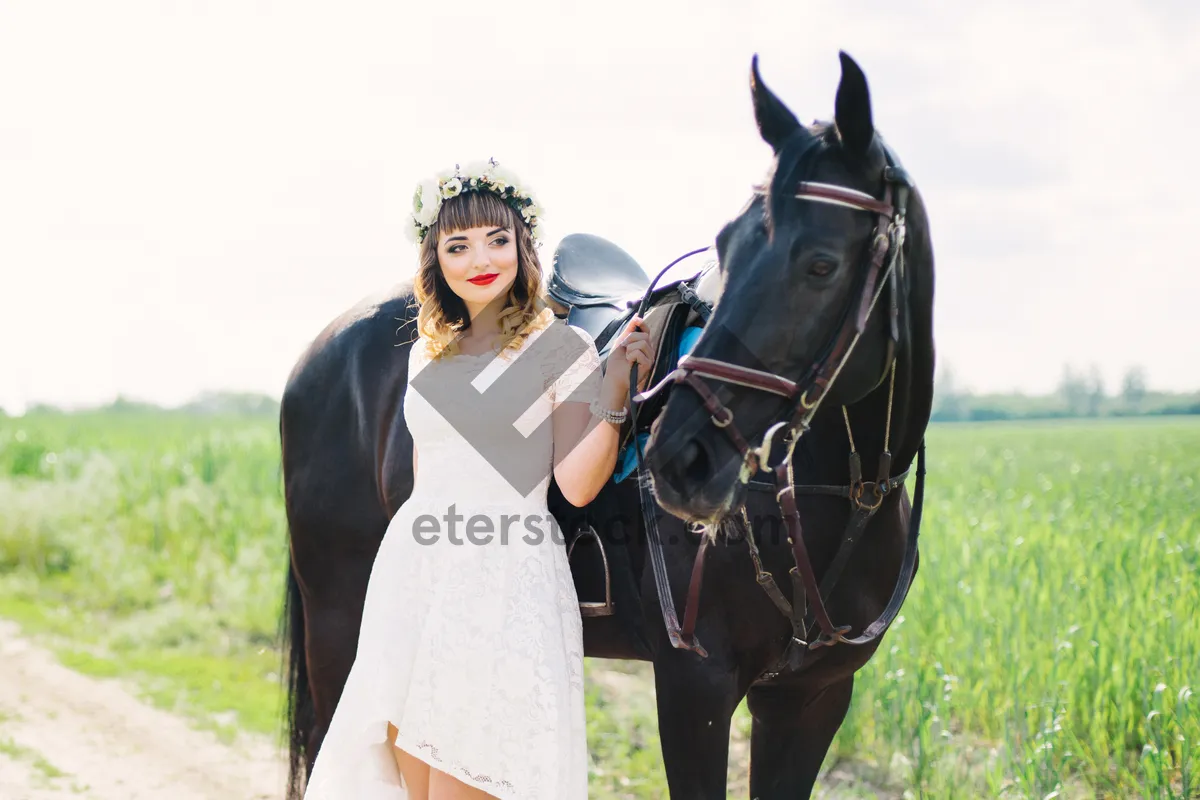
[745,676,854,799]
[653,647,742,799]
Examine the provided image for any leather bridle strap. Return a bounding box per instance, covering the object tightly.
[635,179,906,483]
[813,440,925,647]
[788,180,894,217]
[779,183,900,434]
[628,168,918,662]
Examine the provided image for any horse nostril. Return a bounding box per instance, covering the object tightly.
[681,440,710,488]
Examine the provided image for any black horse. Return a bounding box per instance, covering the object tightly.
[279,51,934,799]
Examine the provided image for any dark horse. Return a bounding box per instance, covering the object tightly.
[279,51,934,799]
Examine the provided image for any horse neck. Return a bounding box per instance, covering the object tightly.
[840,199,935,480]
[835,350,926,482]
[790,366,912,488]
[792,273,935,486]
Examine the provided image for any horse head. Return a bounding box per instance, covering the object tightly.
[644,51,934,524]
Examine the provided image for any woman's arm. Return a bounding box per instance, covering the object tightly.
[551,381,627,507]
[552,317,652,507]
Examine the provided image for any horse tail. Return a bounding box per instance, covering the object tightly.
[279,406,312,799]
[281,556,312,800]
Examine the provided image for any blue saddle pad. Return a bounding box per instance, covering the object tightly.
[612,326,703,483]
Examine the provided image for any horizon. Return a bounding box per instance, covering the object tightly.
[2,1,1198,416]
[7,386,1198,419]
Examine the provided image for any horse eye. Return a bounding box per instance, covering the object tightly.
[808,259,837,277]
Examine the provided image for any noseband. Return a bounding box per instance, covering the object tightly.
[634,154,927,672]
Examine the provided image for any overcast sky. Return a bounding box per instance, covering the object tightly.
[1,0,1197,413]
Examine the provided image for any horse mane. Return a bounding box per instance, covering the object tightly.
[764,125,834,241]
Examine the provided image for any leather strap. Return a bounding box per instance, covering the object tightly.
[625,169,919,666]
[775,463,852,645]
[826,440,925,646]
[754,443,924,679]
[675,355,798,398]
[792,181,895,217]
[743,508,793,617]
[817,504,875,601]
[679,535,709,646]
[637,463,707,657]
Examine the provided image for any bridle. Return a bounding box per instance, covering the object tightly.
[630,144,928,675]
[650,163,911,483]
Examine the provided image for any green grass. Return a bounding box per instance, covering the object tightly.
[0,412,288,747]
[830,418,1199,798]
[0,735,69,783]
[0,413,1196,798]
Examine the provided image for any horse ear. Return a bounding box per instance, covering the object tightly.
[834,51,875,159]
[750,54,800,153]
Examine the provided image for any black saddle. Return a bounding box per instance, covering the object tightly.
[546,233,650,342]
[547,233,719,355]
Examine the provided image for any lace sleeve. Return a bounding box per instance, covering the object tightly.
[543,325,603,408]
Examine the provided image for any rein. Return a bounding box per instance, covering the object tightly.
[625,156,928,676]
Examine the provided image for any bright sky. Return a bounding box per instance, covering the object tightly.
[2,0,1197,414]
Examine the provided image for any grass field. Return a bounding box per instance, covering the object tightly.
[0,413,1196,798]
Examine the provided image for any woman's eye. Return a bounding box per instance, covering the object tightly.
[448,245,465,254]
[809,259,836,277]
[491,237,509,246]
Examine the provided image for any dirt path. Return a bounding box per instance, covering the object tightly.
[0,617,890,799]
[0,619,288,800]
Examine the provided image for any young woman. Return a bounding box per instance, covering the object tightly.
[302,160,653,800]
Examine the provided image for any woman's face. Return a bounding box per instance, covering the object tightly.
[436,223,519,312]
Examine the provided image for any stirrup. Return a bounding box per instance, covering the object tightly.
[566,525,614,617]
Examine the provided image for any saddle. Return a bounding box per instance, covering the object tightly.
[545,233,718,621]
[547,233,649,343]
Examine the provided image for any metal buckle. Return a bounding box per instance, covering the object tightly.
[753,420,790,472]
[808,625,853,649]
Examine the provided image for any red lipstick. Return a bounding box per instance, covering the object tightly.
[467,273,499,286]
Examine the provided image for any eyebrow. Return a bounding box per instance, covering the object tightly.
[445,227,509,243]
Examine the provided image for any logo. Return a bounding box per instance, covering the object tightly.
[407,318,599,496]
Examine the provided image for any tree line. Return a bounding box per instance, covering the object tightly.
[4,371,1198,424]
[932,364,1200,422]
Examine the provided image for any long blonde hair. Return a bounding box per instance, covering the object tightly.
[410,189,552,361]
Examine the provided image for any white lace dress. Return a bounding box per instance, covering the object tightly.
[303,317,600,800]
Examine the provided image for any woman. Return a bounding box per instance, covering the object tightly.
[302,159,653,800]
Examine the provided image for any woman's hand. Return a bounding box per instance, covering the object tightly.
[603,315,655,399]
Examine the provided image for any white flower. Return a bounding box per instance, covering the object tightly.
[405,159,544,245]
[413,179,441,226]
[490,164,519,193]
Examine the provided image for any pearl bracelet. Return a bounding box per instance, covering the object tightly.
[589,399,628,425]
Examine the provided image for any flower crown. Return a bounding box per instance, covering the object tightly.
[405,158,543,246]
